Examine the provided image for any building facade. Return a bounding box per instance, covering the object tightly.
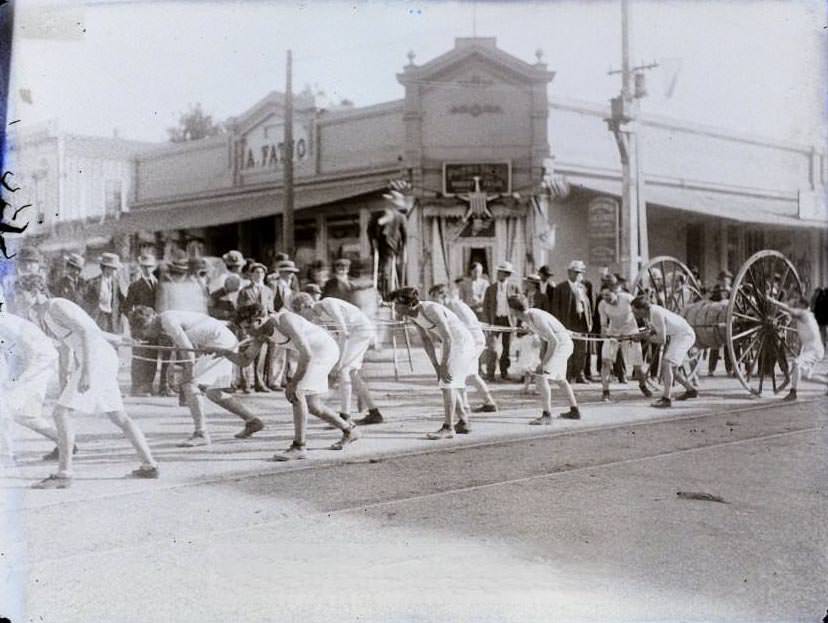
[17,37,828,291]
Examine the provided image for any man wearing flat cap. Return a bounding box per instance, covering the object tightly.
[551,259,593,383]
[83,252,127,333]
[54,253,86,306]
[323,258,354,303]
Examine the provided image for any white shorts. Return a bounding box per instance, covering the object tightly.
[664,332,696,366]
[795,343,825,378]
[193,355,234,390]
[467,336,486,378]
[58,338,124,413]
[4,354,56,420]
[338,334,372,373]
[536,339,574,382]
[439,340,476,390]
[296,344,339,395]
[603,337,644,368]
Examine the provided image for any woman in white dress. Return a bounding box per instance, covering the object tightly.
[234,303,359,461]
[390,287,475,440]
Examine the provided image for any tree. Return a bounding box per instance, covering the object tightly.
[167,103,224,143]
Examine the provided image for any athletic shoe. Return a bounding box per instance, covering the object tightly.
[330,426,361,450]
[781,390,797,402]
[272,442,307,461]
[426,424,455,440]
[559,407,581,420]
[675,389,699,401]
[601,390,611,402]
[651,397,672,408]
[41,445,78,462]
[355,410,384,425]
[472,403,497,413]
[130,465,160,479]
[234,418,265,439]
[529,413,552,426]
[454,419,471,434]
[638,383,653,398]
[177,432,211,447]
[32,474,72,490]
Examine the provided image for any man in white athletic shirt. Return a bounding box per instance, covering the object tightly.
[769,295,827,401]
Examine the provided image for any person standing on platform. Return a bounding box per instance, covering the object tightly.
[482,261,520,382]
[125,253,160,396]
[551,260,593,384]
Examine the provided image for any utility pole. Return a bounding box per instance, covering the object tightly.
[283,49,295,259]
[606,0,656,280]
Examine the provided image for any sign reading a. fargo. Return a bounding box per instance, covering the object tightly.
[241,120,311,171]
[588,196,619,266]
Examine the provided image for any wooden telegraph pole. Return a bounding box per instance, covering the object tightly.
[607,0,656,280]
[283,49,295,259]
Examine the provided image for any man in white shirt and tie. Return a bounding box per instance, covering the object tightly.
[482,261,520,381]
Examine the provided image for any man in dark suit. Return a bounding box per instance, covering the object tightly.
[537,265,555,313]
[53,253,86,306]
[551,259,592,383]
[482,261,521,381]
[238,262,275,392]
[125,253,159,396]
[323,258,354,302]
[83,252,127,333]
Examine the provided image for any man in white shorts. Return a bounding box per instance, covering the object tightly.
[507,294,581,424]
[0,302,66,460]
[391,287,475,440]
[234,303,360,460]
[290,292,385,425]
[769,295,827,401]
[597,283,653,402]
[17,275,159,489]
[429,284,497,413]
[631,295,698,408]
[128,306,265,446]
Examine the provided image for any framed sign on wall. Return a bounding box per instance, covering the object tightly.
[443,162,511,195]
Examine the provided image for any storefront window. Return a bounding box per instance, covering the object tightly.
[327,214,361,266]
[294,218,317,271]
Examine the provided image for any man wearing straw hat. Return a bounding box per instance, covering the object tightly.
[482,261,520,382]
[125,253,160,396]
[238,261,275,392]
[128,306,266,446]
[53,253,86,306]
[83,252,127,333]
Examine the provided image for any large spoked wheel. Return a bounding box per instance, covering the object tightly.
[726,250,804,396]
[633,256,704,389]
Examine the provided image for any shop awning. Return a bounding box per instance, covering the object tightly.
[567,176,827,230]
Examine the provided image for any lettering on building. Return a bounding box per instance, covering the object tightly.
[588,196,619,267]
[449,104,503,117]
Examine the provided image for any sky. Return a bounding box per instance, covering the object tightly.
[7,0,827,146]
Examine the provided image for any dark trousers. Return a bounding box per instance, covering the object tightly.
[566,316,589,381]
[486,316,512,379]
[708,347,732,374]
[131,345,158,392]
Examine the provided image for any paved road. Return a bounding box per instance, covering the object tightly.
[4,393,825,623]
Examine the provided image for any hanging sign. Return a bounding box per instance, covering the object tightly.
[588,196,619,266]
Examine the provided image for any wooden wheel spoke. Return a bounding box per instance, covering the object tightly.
[736,331,762,367]
[732,310,762,324]
[731,325,761,342]
[756,334,768,394]
[736,292,763,318]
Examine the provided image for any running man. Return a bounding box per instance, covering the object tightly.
[290,292,385,425]
[429,283,497,413]
[0,302,66,460]
[234,303,360,460]
[128,306,265,446]
[630,295,698,408]
[390,287,475,439]
[769,295,826,401]
[17,275,158,489]
[507,294,581,423]
[597,283,653,401]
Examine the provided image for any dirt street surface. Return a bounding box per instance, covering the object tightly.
[2,351,826,622]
